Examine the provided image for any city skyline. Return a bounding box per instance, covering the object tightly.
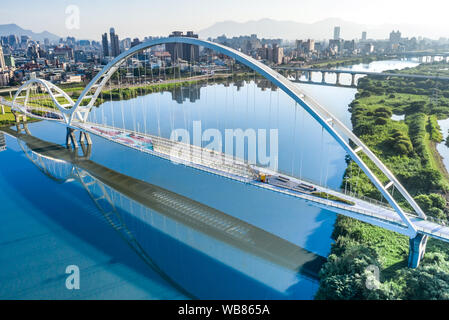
[2,0,449,40]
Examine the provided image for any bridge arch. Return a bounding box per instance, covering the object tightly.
[12,78,75,123]
[14,37,426,237]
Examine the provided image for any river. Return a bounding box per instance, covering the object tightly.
[0,58,418,299]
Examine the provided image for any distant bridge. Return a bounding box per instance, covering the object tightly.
[274,67,449,88]
[400,52,449,60]
[1,36,448,268]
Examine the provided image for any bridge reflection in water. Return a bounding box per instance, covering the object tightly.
[3,126,325,299]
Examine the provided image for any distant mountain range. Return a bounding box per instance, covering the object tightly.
[199,18,445,41]
[0,24,60,43]
[0,19,445,44]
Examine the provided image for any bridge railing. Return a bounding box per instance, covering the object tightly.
[84,121,420,222]
[271,169,424,219]
[261,182,410,229]
[424,215,448,226]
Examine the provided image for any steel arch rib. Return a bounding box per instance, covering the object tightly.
[12,78,74,123]
[35,37,422,236]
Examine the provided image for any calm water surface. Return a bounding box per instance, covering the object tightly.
[0,59,418,299]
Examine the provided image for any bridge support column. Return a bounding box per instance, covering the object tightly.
[14,113,28,133]
[408,233,428,268]
[308,71,312,82]
[14,113,26,123]
[79,131,92,146]
[321,72,326,83]
[336,72,341,86]
[66,128,93,149]
[66,127,79,149]
[295,71,299,81]
[22,122,31,135]
[351,74,356,87]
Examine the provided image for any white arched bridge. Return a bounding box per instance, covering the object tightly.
[2,36,449,268]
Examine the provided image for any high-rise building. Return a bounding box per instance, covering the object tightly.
[53,46,73,61]
[166,31,200,62]
[362,31,367,41]
[343,40,356,52]
[329,39,342,54]
[0,45,6,70]
[131,38,141,48]
[102,33,109,57]
[4,55,14,68]
[166,31,183,61]
[363,43,374,54]
[121,38,132,51]
[272,44,284,65]
[109,28,120,57]
[304,39,315,53]
[333,26,341,40]
[27,44,40,60]
[7,34,19,47]
[183,31,199,62]
[20,35,30,48]
[389,30,401,44]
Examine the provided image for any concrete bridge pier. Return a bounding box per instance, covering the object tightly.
[408,233,428,268]
[295,71,299,81]
[14,113,26,123]
[351,74,357,87]
[79,131,92,146]
[66,128,79,149]
[321,71,326,83]
[22,122,31,135]
[15,122,30,135]
[308,71,312,82]
[13,113,30,134]
[66,128,92,150]
[336,72,341,86]
[80,141,92,159]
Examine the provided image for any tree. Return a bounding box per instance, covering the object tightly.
[407,101,428,114]
[429,193,446,209]
[315,245,392,300]
[399,253,449,300]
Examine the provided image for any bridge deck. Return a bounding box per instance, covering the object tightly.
[68,121,449,242]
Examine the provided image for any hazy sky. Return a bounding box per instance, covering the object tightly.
[1,0,449,39]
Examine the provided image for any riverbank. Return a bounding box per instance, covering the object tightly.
[1,72,257,112]
[0,105,16,125]
[316,62,449,300]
